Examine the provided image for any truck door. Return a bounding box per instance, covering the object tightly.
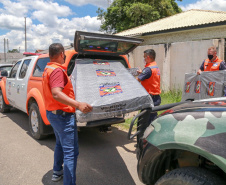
[14,58,32,112]
[6,60,22,106]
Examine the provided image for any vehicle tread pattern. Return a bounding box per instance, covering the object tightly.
[155,167,225,185]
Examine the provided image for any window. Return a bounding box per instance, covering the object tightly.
[19,59,31,78]
[80,40,118,52]
[0,66,13,77]
[79,40,135,54]
[9,61,21,78]
[67,57,76,76]
[76,31,143,55]
[33,57,50,77]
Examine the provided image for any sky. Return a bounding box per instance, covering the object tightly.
[0,0,226,53]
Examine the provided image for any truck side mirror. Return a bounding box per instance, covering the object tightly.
[1,70,8,77]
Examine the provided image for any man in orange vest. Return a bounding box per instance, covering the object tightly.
[197,46,226,74]
[137,49,161,107]
[136,49,161,148]
[42,43,92,185]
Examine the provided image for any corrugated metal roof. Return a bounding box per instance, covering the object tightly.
[116,9,226,37]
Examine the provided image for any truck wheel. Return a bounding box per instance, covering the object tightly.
[29,102,45,140]
[155,167,224,185]
[0,90,10,113]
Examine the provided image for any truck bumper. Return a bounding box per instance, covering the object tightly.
[77,117,125,127]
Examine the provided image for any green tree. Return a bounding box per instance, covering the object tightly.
[8,49,19,53]
[97,0,182,33]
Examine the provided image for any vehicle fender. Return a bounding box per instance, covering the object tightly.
[145,113,226,173]
[120,55,131,68]
[26,88,50,125]
[0,77,10,105]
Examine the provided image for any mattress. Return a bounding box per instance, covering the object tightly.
[71,59,154,122]
[181,70,226,101]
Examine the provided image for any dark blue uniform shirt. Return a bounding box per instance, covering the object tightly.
[138,67,152,81]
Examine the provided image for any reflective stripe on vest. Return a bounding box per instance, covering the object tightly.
[46,65,66,72]
[45,66,56,70]
[148,66,159,71]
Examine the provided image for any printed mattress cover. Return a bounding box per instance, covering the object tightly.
[71,59,154,122]
[182,70,226,101]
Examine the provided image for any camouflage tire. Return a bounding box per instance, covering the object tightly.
[0,90,10,113]
[155,167,225,185]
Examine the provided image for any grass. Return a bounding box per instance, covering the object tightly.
[160,90,182,105]
[114,90,182,131]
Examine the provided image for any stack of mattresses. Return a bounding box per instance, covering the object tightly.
[181,70,226,101]
[71,59,154,123]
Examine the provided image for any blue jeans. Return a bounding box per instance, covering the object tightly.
[46,111,79,185]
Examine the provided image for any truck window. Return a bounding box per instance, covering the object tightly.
[67,58,76,76]
[33,57,50,77]
[9,61,21,78]
[19,59,31,79]
[0,66,12,77]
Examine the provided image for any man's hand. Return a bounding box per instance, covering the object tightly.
[78,102,93,113]
[137,67,142,75]
[197,69,202,75]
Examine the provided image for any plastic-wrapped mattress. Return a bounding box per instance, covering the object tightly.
[181,70,226,101]
[71,59,154,123]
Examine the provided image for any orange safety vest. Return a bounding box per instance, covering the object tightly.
[203,56,223,71]
[141,61,161,95]
[42,62,75,113]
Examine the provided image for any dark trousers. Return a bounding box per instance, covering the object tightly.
[149,94,161,123]
[137,94,161,146]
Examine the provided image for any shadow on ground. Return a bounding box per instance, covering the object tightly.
[2,109,138,185]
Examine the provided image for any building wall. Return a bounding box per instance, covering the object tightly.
[140,25,226,45]
[128,44,166,89]
[128,37,225,91]
[0,53,23,64]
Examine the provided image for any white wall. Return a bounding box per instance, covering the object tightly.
[141,25,226,45]
[0,53,23,64]
[128,44,166,90]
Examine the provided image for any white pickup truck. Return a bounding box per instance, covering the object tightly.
[0,54,54,139]
[0,31,143,139]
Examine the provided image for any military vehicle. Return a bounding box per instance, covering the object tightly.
[129,70,226,185]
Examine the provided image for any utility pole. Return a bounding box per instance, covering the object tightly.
[7,39,9,52]
[4,38,6,63]
[25,17,27,52]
